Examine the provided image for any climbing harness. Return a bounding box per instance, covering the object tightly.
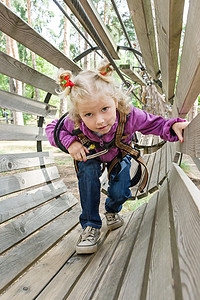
[54,111,148,193]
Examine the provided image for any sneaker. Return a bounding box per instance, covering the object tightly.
[105,212,124,230]
[76,226,100,254]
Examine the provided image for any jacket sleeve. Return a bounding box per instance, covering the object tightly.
[45,117,79,150]
[129,107,186,142]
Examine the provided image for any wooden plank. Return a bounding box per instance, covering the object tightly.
[141,152,156,195]
[86,206,147,300]
[33,218,106,299]
[135,135,165,154]
[154,0,184,101]
[0,192,77,254]
[148,148,161,193]
[192,157,200,172]
[0,205,81,293]
[158,143,167,184]
[0,123,47,141]
[174,0,200,117]
[170,142,176,162]
[139,135,153,147]
[100,168,108,193]
[0,166,60,197]
[64,0,119,59]
[0,2,81,75]
[0,180,69,223]
[146,179,175,300]
[53,211,144,300]
[118,193,158,300]
[143,136,153,154]
[142,135,152,147]
[120,64,147,86]
[130,154,150,199]
[136,131,142,142]
[169,163,200,299]
[0,89,57,117]
[166,142,172,173]
[0,224,81,300]
[0,151,54,173]
[101,196,156,300]
[0,51,58,94]
[177,113,200,157]
[153,136,160,144]
[126,0,160,79]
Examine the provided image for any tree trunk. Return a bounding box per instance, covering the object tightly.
[5,0,24,125]
[63,5,71,58]
[59,5,71,118]
[93,0,100,69]
[78,22,82,67]
[27,0,40,101]
[83,29,90,69]
[104,0,107,23]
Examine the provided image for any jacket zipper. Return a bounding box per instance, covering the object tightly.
[99,138,104,147]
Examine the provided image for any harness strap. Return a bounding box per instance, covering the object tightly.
[107,150,127,178]
[107,149,142,188]
[73,112,148,192]
[115,112,148,192]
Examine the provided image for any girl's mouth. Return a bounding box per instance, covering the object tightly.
[97,125,108,131]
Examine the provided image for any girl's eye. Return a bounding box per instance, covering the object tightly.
[102,107,109,112]
[85,113,92,117]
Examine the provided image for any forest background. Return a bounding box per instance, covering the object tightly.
[0,0,143,126]
[0,0,199,127]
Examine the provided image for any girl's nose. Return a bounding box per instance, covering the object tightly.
[96,115,104,125]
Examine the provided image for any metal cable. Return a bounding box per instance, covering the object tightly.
[110,0,151,82]
[52,0,102,58]
[111,0,144,67]
[67,0,141,102]
[110,0,132,48]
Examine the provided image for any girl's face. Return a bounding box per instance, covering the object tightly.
[77,95,118,134]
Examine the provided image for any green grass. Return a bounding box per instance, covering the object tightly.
[121,192,155,213]
[180,161,191,174]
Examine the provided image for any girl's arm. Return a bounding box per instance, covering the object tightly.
[45,118,78,149]
[129,107,188,142]
[45,118,89,161]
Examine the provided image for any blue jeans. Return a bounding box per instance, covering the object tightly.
[76,155,132,229]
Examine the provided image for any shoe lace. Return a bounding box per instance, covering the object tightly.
[81,227,97,241]
[106,213,116,221]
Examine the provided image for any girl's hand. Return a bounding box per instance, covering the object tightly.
[68,141,89,161]
[172,121,189,143]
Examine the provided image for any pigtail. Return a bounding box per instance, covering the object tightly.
[56,68,74,98]
[97,58,114,83]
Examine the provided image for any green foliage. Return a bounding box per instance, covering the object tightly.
[0,31,6,52]
[198,95,200,111]
[0,74,9,91]
[0,0,143,121]
[180,161,191,173]
[12,0,27,21]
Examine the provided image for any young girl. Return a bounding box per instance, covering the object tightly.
[46,59,188,254]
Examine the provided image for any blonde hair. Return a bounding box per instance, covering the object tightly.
[56,58,131,126]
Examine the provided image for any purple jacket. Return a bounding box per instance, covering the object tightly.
[45,105,185,162]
